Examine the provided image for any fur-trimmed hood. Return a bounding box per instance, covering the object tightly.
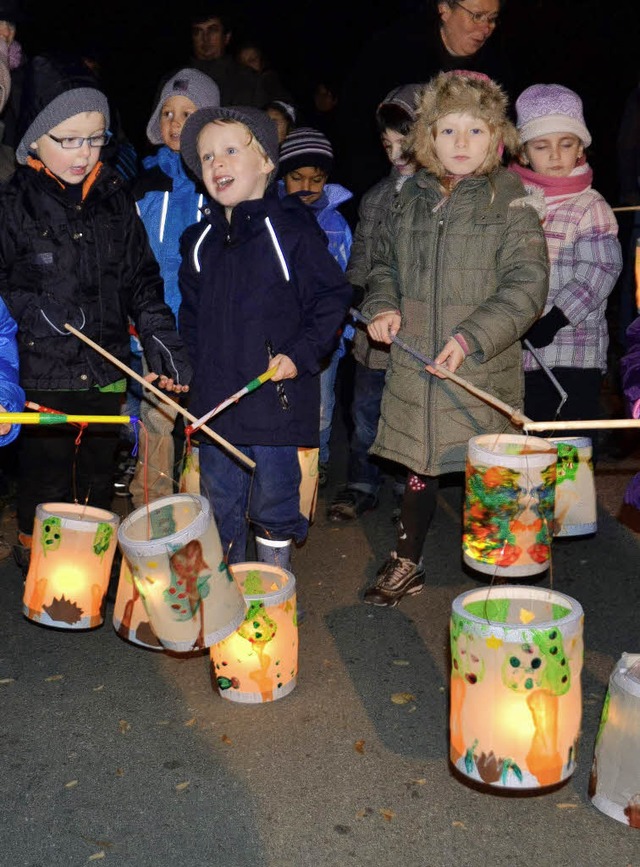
[411,71,519,178]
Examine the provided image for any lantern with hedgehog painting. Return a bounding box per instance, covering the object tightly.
[22,503,120,629]
[117,493,246,652]
[450,586,583,790]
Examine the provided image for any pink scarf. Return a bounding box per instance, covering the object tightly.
[509,161,593,199]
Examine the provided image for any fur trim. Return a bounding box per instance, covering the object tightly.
[411,71,519,179]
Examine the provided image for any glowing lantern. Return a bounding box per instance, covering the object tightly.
[117,493,246,652]
[463,434,557,578]
[210,562,298,703]
[179,443,200,495]
[112,556,162,650]
[549,436,596,537]
[590,653,640,826]
[450,586,584,789]
[23,502,120,629]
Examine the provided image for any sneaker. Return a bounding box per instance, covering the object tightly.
[12,544,31,577]
[114,459,136,497]
[318,462,329,488]
[363,552,425,607]
[327,487,378,521]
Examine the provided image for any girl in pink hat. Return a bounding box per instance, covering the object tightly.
[511,83,623,454]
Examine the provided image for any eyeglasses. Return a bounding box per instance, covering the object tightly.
[452,1,499,26]
[265,340,291,411]
[47,131,113,149]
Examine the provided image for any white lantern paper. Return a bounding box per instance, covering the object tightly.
[590,653,640,827]
[112,556,163,650]
[23,502,119,629]
[117,493,246,652]
[549,436,597,537]
[450,586,584,789]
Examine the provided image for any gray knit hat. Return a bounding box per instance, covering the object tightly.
[181,105,279,179]
[278,126,333,178]
[378,83,423,120]
[146,68,221,146]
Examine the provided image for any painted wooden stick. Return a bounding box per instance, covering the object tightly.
[0,413,134,425]
[350,308,532,427]
[64,323,255,469]
[524,419,640,432]
[612,205,640,212]
[186,367,277,434]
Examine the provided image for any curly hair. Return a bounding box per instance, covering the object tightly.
[410,71,519,179]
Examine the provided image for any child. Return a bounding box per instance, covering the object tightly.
[510,84,623,447]
[328,83,422,521]
[361,71,549,606]
[127,68,221,507]
[265,99,297,144]
[278,125,353,486]
[178,106,352,567]
[0,53,191,569]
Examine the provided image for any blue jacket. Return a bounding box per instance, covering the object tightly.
[277,181,353,271]
[178,188,352,446]
[0,295,24,446]
[134,147,206,320]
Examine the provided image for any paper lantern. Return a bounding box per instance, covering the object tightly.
[590,653,640,826]
[117,493,246,652]
[112,556,163,650]
[179,444,200,495]
[23,502,120,629]
[463,433,557,578]
[210,562,298,703]
[549,436,596,537]
[450,585,583,789]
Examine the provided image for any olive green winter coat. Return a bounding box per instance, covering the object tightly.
[361,166,549,476]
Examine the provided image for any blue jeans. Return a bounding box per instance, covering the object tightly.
[347,362,405,497]
[198,443,309,565]
[319,347,341,465]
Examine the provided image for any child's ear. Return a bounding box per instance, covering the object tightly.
[263,156,275,175]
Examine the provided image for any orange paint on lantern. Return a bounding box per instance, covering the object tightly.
[526,689,563,786]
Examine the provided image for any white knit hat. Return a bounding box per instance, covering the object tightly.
[515,84,591,147]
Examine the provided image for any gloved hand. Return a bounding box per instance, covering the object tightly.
[522,306,568,348]
[144,334,193,390]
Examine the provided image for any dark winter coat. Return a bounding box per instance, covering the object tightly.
[0,161,192,390]
[362,167,549,476]
[178,188,352,446]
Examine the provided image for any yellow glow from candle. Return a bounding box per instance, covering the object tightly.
[50,563,91,597]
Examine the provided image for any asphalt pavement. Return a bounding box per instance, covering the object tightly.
[2,409,640,867]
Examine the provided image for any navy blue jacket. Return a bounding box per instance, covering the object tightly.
[179,188,352,446]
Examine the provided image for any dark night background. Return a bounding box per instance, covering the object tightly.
[16,0,640,203]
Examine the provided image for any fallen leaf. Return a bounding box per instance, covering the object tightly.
[92,685,104,692]
[118,719,131,734]
[353,740,365,754]
[64,780,79,789]
[221,734,233,745]
[0,677,15,685]
[88,853,105,862]
[157,720,170,726]
[379,808,395,821]
[45,674,64,682]
[391,692,415,705]
[392,659,410,667]
[410,778,427,786]
[556,803,578,810]
[175,781,190,792]
[183,717,196,727]
[115,768,124,777]
[452,821,466,828]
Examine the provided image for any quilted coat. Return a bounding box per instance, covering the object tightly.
[361,166,549,476]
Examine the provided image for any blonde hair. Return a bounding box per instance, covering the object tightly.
[410,71,519,179]
[197,117,276,184]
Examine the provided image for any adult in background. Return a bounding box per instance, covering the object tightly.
[185,2,268,107]
[336,0,512,219]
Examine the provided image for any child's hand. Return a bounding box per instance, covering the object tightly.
[0,403,10,436]
[428,337,465,378]
[367,311,401,344]
[145,372,190,394]
[268,354,298,381]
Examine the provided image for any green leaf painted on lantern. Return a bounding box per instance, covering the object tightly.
[243,569,264,595]
[594,689,610,747]
[556,442,579,484]
[92,522,113,558]
[552,604,571,619]
[238,600,277,644]
[464,598,510,623]
[40,516,62,555]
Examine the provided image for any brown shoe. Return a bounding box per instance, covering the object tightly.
[363,552,425,607]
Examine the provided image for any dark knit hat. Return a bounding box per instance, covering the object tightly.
[146,68,221,145]
[181,105,279,179]
[16,54,110,165]
[278,126,333,178]
[377,83,422,121]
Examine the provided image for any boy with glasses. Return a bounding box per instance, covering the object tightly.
[0,53,192,572]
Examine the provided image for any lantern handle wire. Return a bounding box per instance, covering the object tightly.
[522,339,568,420]
[64,323,256,470]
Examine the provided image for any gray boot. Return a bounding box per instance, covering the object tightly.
[255,536,292,571]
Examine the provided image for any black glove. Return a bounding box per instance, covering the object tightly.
[522,306,569,348]
[144,334,193,387]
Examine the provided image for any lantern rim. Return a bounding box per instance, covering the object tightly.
[35,501,120,530]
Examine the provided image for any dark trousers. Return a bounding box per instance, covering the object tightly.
[17,390,122,536]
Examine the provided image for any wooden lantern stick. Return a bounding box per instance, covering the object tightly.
[523,418,640,432]
[349,308,533,428]
[64,323,255,470]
